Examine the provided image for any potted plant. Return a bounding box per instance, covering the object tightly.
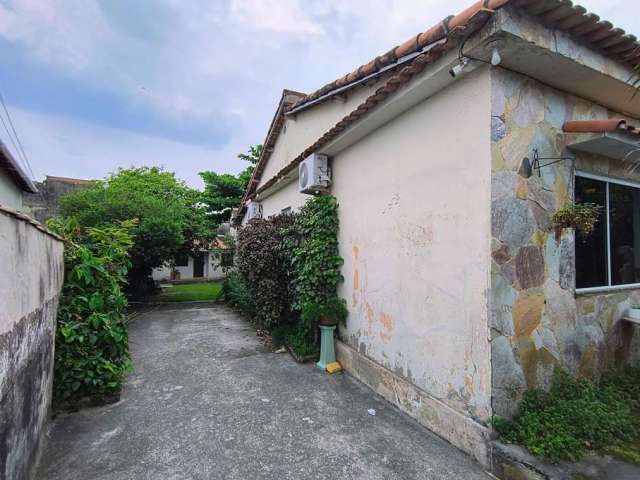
[301,297,348,370]
[627,304,640,320]
[551,202,601,240]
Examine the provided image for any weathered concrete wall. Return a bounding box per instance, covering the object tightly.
[0,170,23,211]
[489,68,640,418]
[0,207,64,480]
[22,176,92,224]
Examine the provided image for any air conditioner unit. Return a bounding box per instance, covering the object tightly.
[246,202,263,220]
[299,153,331,194]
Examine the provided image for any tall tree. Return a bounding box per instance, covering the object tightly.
[60,166,197,294]
[199,144,262,225]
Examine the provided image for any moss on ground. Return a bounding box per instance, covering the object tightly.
[602,439,640,465]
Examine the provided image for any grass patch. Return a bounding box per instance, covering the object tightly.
[155,282,223,302]
[494,367,640,464]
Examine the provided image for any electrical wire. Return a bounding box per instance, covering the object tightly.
[0,91,34,178]
[0,103,27,172]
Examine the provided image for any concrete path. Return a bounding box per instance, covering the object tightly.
[37,304,491,480]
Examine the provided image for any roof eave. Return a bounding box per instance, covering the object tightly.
[0,141,37,193]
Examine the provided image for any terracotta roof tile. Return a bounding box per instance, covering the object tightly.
[240,89,306,205]
[45,175,94,185]
[563,118,640,136]
[287,0,640,113]
[235,1,640,220]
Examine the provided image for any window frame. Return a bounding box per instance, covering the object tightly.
[575,170,640,293]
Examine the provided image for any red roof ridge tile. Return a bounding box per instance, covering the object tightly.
[44,175,94,184]
[563,118,640,135]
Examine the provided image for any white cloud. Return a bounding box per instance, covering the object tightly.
[0,0,637,190]
[229,0,324,35]
[9,106,247,188]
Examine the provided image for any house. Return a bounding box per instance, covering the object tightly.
[152,237,229,283]
[235,0,640,468]
[0,139,37,209]
[23,175,94,223]
[0,142,64,478]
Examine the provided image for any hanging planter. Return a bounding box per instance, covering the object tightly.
[551,202,601,240]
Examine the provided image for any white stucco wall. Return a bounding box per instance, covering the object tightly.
[152,252,225,282]
[334,67,493,421]
[256,67,494,421]
[261,182,310,218]
[0,169,23,210]
[258,78,388,189]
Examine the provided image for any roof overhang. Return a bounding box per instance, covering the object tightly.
[492,6,640,118]
[240,2,640,214]
[567,131,640,162]
[0,141,37,193]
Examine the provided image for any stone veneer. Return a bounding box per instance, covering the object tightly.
[490,68,640,418]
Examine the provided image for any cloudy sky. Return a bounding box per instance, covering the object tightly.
[0,0,637,187]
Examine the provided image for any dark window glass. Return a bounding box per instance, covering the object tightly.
[609,183,640,286]
[174,254,189,267]
[575,177,608,289]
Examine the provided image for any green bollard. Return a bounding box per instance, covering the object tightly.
[316,325,336,370]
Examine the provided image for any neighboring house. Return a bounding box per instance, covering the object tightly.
[0,143,64,478]
[0,139,37,210]
[235,0,640,468]
[152,237,229,283]
[23,175,93,224]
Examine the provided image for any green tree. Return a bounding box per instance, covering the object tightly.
[199,144,262,225]
[59,166,195,293]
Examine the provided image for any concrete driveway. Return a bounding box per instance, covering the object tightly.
[37,304,491,480]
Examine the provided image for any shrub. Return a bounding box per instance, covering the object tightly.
[230,195,346,357]
[235,214,297,329]
[223,271,255,318]
[552,202,602,240]
[48,218,135,406]
[495,368,639,463]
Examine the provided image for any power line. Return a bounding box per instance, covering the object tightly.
[0,103,28,173]
[0,92,34,178]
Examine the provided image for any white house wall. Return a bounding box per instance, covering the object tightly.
[152,253,225,282]
[334,67,493,423]
[257,67,493,423]
[257,78,388,189]
[0,169,23,210]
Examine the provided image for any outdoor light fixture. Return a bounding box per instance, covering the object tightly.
[521,149,574,177]
[449,57,470,78]
[491,47,502,66]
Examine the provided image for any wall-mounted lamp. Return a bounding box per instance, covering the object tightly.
[491,47,502,66]
[521,149,573,178]
[449,57,470,78]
